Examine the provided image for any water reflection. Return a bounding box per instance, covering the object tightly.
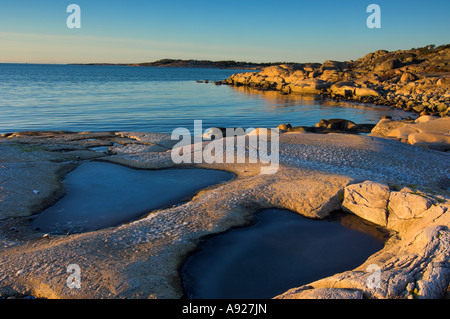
[228,85,414,127]
[182,208,385,299]
[32,162,233,234]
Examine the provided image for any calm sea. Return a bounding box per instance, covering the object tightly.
[0,63,412,134]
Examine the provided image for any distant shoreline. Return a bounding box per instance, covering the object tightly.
[69,59,291,70]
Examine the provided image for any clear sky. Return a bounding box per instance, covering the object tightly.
[0,0,449,64]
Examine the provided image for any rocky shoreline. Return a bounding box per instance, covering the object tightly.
[275,115,450,152]
[222,44,450,117]
[0,128,449,299]
[1,46,450,298]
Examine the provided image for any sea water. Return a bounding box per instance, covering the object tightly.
[0,63,413,134]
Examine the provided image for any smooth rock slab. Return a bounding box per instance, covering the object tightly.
[32,162,233,234]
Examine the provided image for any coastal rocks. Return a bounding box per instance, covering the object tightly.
[370,116,450,151]
[224,44,450,117]
[407,133,450,151]
[278,119,375,134]
[329,84,380,98]
[400,72,418,83]
[388,191,432,220]
[330,82,356,97]
[437,78,450,86]
[227,72,254,85]
[284,70,307,83]
[287,79,331,94]
[341,181,390,226]
[370,118,410,137]
[315,119,355,130]
[354,87,380,97]
[342,181,446,231]
[320,60,350,71]
[276,223,450,299]
[277,124,292,132]
[374,59,402,72]
[259,65,290,77]
[276,180,450,300]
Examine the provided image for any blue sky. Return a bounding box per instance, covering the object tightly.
[0,0,449,63]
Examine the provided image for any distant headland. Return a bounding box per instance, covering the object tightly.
[72,59,285,70]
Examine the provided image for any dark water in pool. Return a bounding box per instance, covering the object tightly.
[32,161,233,234]
[181,208,385,299]
[0,64,413,134]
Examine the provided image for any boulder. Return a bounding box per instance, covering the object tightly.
[308,70,322,78]
[342,181,390,226]
[350,123,377,133]
[375,59,402,72]
[388,191,433,221]
[291,70,307,77]
[354,87,380,97]
[370,119,409,137]
[436,78,450,86]
[248,74,266,84]
[315,119,356,130]
[284,70,307,83]
[230,72,254,85]
[259,66,290,77]
[414,115,439,123]
[436,103,448,113]
[371,117,450,151]
[288,79,331,94]
[202,127,246,140]
[246,127,279,136]
[281,120,375,134]
[330,82,356,96]
[407,117,450,134]
[278,64,304,71]
[413,104,426,113]
[387,125,420,140]
[277,123,292,132]
[319,69,340,82]
[407,133,450,151]
[400,72,418,83]
[321,60,349,71]
[265,76,285,85]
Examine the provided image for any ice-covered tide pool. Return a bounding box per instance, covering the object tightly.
[32,161,233,234]
[181,208,385,299]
